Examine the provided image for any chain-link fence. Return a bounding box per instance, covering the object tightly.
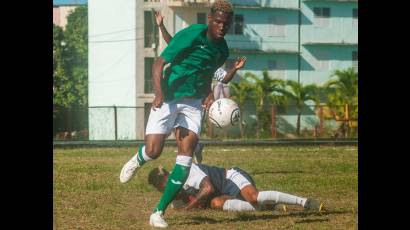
[54,103,357,141]
[205,103,357,140]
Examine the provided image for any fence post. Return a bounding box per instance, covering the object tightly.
[271,105,276,138]
[114,105,118,141]
[319,105,324,137]
[345,104,349,138]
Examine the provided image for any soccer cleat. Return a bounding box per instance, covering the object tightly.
[149,211,168,228]
[303,198,324,212]
[193,143,204,164]
[119,155,141,183]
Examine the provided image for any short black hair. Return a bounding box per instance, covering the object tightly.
[148,166,168,191]
[210,0,233,16]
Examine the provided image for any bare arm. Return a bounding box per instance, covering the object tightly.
[154,10,173,44]
[151,57,167,108]
[182,177,214,210]
[202,82,214,110]
[221,56,247,84]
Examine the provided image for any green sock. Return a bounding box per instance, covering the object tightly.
[153,163,191,213]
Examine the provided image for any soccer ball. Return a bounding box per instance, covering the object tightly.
[208,98,240,128]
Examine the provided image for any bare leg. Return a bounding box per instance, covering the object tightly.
[144,134,167,159]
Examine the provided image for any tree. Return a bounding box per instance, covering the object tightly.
[277,80,320,136]
[63,6,88,108]
[244,71,286,138]
[324,68,358,135]
[230,78,252,138]
[53,6,88,133]
[53,24,68,116]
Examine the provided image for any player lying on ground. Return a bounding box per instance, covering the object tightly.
[148,164,324,212]
[120,1,237,228]
[154,9,247,164]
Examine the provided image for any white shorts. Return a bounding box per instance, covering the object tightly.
[145,98,203,136]
[226,168,252,190]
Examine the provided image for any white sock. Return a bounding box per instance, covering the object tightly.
[131,146,153,163]
[222,199,257,211]
[140,146,153,161]
[176,155,193,167]
[257,191,307,207]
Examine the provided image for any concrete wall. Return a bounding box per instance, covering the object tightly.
[88,0,137,140]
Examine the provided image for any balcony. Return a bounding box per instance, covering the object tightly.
[227,25,298,54]
[303,41,357,46]
[231,0,299,10]
[167,0,213,7]
[167,0,299,10]
[303,0,358,2]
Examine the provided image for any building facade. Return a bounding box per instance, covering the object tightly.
[88,0,358,140]
[53,0,88,29]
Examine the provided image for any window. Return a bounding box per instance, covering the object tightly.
[353,8,358,18]
[268,16,286,37]
[144,58,155,93]
[352,51,358,72]
[197,13,206,24]
[144,11,158,48]
[352,8,358,27]
[313,7,331,27]
[314,7,330,17]
[228,14,244,35]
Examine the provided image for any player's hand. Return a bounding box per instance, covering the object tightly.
[152,93,163,109]
[154,10,164,27]
[202,93,214,111]
[234,56,247,70]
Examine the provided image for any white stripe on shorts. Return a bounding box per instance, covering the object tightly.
[226,168,252,190]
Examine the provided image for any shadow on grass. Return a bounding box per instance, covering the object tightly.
[295,218,329,224]
[176,210,349,225]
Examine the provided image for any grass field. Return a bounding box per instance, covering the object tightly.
[53,145,358,229]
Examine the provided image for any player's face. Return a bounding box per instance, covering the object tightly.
[208,11,232,40]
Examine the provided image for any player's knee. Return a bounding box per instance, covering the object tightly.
[144,144,161,159]
[210,197,225,210]
[249,194,259,204]
[245,192,259,204]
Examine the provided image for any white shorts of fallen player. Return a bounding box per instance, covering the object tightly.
[226,168,252,191]
[145,98,203,136]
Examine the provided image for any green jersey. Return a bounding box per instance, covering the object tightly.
[160,24,229,101]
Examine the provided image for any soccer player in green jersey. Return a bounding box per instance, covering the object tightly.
[153,9,247,164]
[120,0,235,227]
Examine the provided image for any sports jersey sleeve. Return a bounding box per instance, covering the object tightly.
[213,67,227,82]
[160,26,201,63]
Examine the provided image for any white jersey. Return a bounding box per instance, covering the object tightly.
[183,163,226,195]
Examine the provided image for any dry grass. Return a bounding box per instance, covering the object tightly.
[53,145,357,229]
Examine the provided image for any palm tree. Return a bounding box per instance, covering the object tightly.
[244,71,286,138]
[230,79,253,138]
[277,80,320,136]
[324,68,358,136]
